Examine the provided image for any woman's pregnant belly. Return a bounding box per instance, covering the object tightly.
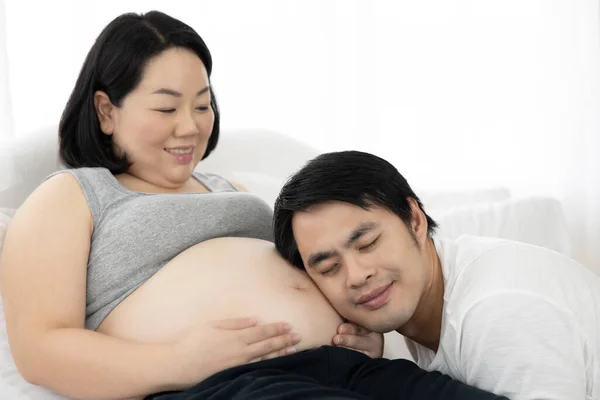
[97,237,343,351]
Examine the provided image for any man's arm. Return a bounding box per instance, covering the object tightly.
[458,292,588,400]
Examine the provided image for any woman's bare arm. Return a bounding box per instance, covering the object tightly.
[0,173,181,399]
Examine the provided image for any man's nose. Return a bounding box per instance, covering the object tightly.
[345,256,376,289]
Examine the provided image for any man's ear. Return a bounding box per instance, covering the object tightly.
[408,198,429,245]
[94,91,116,135]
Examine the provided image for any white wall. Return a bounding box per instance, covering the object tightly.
[0,0,14,192]
[0,0,12,137]
[3,0,600,272]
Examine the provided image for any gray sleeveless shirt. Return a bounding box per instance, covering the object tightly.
[48,167,274,330]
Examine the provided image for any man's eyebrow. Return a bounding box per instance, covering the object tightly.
[305,222,379,268]
[306,250,337,268]
[344,222,379,248]
[152,86,210,97]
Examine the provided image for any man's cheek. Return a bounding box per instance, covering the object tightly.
[329,293,353,317]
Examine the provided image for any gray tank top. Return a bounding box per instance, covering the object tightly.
[47,167,274,330]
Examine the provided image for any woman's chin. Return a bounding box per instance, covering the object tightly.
[165,168,196,185]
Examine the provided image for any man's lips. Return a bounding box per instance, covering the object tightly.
[356,283,393,305]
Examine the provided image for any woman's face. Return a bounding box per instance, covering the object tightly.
[95,47,214,189]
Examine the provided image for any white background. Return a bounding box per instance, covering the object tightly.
[1,0,599,271]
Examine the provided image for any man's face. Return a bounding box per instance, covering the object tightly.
[291,201,431,333]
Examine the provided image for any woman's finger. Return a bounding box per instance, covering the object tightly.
[249,345,298,363]
[242,322,293,344]
[247,332,301,361]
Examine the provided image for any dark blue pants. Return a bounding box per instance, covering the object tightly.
[147,346,508,400]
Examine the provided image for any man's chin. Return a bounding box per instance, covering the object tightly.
[354,319,399,334]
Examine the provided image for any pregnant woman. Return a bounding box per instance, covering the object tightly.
[0,10,507,400]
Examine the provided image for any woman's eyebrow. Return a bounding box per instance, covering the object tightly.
[152,86,210,97]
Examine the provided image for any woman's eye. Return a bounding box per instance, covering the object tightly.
[195,106,210,111]
[156,109,176,114]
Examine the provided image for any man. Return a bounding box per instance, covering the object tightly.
[273,150,600,400]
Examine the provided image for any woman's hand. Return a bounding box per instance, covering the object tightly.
[332,322,384,358]
[171,317,301,389]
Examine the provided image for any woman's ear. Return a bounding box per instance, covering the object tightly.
[94,91,116,135]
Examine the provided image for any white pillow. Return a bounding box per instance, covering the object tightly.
[428,196,572,256]
[227,172,285,209]
[417,187,511,211]
[0,209,71,399]
[0,209,13,253]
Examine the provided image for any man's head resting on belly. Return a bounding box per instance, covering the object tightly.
[273,151,441,337]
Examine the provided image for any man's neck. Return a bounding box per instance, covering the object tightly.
[397,238,444,352]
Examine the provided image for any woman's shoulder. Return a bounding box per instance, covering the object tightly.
[46,166,110,183]
[24,168,95,208]
[44,167,116,199]
[9,167,94,237]
[14,167,111,219]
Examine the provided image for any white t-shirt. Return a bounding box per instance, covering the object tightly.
[405,235,599,400]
